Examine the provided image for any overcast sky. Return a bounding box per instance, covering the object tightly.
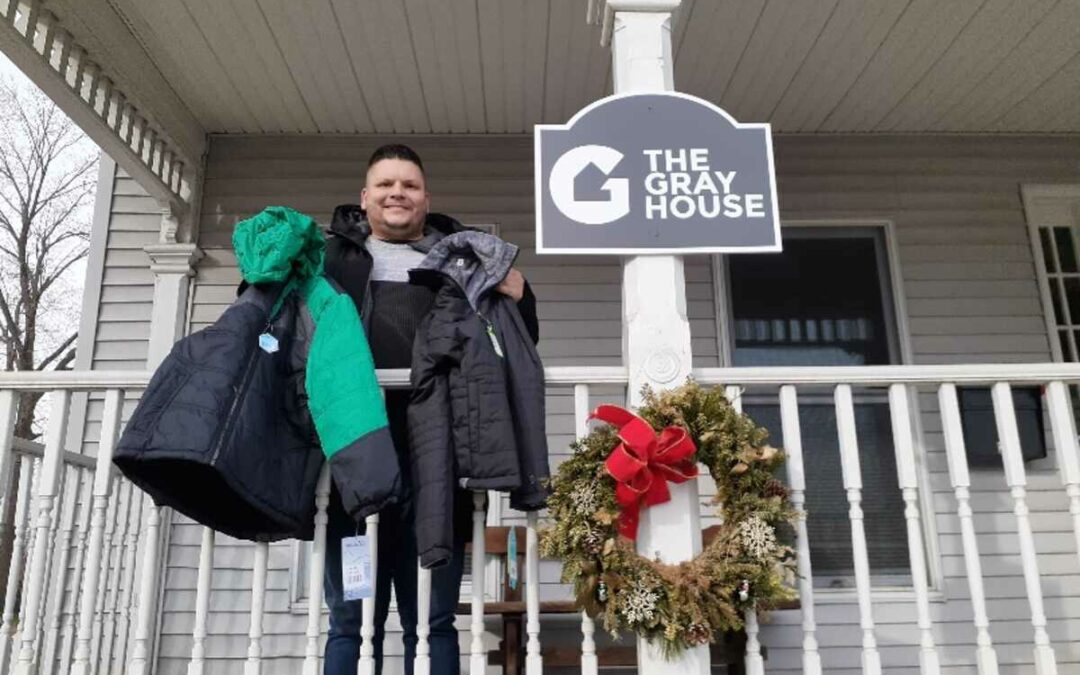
[1,49,95,349]
[0,51,22,80]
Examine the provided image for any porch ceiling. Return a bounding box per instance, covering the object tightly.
[57,0,1080,134]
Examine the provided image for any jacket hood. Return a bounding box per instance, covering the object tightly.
[329,204,465,250]
[410,231,519,309]
[233,206,325,284]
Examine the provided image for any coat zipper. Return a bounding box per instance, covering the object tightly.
[477,311,504,358]
[210,323,267,465]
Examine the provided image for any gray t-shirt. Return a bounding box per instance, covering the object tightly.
[365,236,426,281]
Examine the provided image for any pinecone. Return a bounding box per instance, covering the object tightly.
[583,529,604,554]
[686,623,711,645]
[764,478,789,500]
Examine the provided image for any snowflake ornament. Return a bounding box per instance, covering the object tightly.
[738,514,778,559]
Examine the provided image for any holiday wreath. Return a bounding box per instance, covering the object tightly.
[540,381,797,656]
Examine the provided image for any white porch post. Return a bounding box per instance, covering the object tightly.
[129,210,202,675]
[602,2,708,673]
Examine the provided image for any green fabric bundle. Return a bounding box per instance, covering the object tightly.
[232,207,396,515]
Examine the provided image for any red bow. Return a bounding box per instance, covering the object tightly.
[592,405,699,540]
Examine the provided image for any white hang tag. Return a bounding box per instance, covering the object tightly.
[486,324,504,358]
[341,535,373,601]
[258,333,279,354]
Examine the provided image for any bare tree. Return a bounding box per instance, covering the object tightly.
[0,75,97,440]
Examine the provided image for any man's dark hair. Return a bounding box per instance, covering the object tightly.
[367,143,425,175]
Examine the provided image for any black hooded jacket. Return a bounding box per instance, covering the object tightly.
[323,207,540,532]
[408,232,550,568]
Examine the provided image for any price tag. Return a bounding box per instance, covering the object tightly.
[486,324,504,358]
[507,528,519,591]
[341,535,373,601]
[258,333,279,354]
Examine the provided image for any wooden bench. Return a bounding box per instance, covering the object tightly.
[456,525,799,674]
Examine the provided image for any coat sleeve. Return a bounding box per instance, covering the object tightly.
[516,280,539,344]
[407,309,462,569]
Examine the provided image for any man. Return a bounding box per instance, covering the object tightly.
[321,144,538,675]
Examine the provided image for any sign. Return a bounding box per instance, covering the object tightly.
[535,92,781,255]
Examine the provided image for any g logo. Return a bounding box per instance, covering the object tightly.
[548,145,630,225]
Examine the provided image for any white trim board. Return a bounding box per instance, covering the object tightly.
[1022,183,1080,364]
[65,153,117,455]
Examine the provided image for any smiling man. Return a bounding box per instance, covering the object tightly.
[320,144,538,675]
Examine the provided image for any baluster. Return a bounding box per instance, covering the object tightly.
[134,119,149,159]
[72,389,122,675]
[110,92,126,133]
[357,513,379,675]
[153,139,166,175]
[128,499,164,675]
[0,389,15,670]
[97,77,113,120]
[470,492,487,674]
[115,488,145,667]
[938,384,999,674]
[415,563,432,675]
[888,384,940,674]
[123,108,136,146]
[59,475,94,675]
[21,0,40,44]
[574,384,599,675]
[14,389,70,675]
[41,465,83,672]
[1044,381,1080,568]
[244,542,269,675]
[835,384,882,675]
[100,481,135,672]
[779,386,822,675]
[32,459,66,659]
[0,455,35,669]
[991,383,1058,674]
[141,130,156,165]
[0,389,18,552]
[90,476,121,675]
[16,457,42,636]
[525,511,542,675]
[70,47,86,96]
[725,385,762,674]
[84,63,100,111]
[185,527,215,675]
[39,11,55,61]
[302,466,331,675]
[56,30,72,81]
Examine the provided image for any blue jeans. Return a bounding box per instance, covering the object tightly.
[323,493,466,675]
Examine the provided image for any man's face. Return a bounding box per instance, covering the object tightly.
[361,158,430,241]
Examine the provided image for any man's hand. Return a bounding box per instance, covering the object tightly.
[496,268,525,302]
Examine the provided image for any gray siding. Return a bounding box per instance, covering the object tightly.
[72,159,161,464]
[136,134,1080,674]
[764,135,1080,675]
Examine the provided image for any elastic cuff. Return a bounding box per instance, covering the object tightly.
[420,547,452,569]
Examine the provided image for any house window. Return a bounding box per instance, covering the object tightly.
[724,227,912,588]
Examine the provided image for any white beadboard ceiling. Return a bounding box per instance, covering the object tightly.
[104,0,1080,135]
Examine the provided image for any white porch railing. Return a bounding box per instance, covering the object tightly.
[2,363,1080,674]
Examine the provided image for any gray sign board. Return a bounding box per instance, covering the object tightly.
[535,92,781,255]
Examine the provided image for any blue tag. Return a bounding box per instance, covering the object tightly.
[341,536,373,601]
[507,528,519,591]
[258,333,279,354]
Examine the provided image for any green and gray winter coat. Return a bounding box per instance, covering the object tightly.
[115,207,397,541]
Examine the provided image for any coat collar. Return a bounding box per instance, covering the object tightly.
[410,231,519,310]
